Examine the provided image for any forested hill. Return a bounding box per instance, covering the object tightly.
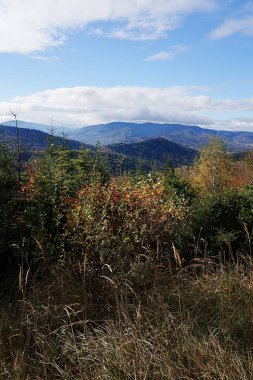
[108,138,197,167]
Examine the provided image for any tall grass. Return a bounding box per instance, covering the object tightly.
[1,257,253,379]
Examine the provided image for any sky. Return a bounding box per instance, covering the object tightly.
[0,0,253,130]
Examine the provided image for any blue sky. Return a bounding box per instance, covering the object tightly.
[0,0,253,130]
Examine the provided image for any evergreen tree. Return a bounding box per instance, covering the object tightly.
[0,143,18,242]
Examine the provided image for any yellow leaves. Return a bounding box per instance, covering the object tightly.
[76,205,81,213]
[190,137,234,194]
[119,177,165,210]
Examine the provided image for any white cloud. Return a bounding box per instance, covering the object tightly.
[30,55,59,63]
[0,0,217,54]
[209,117,253,132]
[89,17,180,41]
[210,16,253,39]
[210,2,253,40]
[1,86,253,130]
[146,45,189,61]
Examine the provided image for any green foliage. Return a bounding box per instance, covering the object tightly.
[181,190,244,257]
[21,138,114,262]
[163,158,194,202]
[92,142,111,183]
[0,143,18,241]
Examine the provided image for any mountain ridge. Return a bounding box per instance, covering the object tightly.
[3,120,253,152]
[69,121,253,151]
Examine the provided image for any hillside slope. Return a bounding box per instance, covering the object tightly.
[0,124,90,151]
[108,138,197,167]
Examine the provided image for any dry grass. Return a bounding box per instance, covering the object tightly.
[1,258,253,379]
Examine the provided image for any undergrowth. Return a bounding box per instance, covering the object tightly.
[1,137,253,379]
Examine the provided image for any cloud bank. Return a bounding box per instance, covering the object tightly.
[0,0,217,54]
[1,86,253,131]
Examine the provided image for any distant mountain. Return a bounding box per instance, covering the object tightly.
[0,124,91,151]
[69,122,253,151]
[108,138,197,167]
[1,120,70,135]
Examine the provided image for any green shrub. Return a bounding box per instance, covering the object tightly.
[180,190,243,258]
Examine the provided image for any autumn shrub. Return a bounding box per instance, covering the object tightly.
[65,173,188,271]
